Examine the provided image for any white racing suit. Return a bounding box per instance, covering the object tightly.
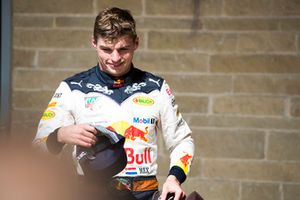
[34,65,194,184]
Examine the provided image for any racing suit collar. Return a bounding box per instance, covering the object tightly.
[95,64,135,89]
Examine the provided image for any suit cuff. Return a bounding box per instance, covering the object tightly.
[168,166,186,184]
[46,128,65,154]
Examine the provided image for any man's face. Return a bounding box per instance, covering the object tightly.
[92,35,139,78]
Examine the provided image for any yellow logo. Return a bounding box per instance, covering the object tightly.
[41,110,55,120]
[133,96,154,106]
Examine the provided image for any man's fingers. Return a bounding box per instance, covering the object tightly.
[160,190,168,200]
[173,191,184,200]
[81,124,98,135]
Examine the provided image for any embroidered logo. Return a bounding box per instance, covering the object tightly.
[86,83,113,95]
[124,82,146,94]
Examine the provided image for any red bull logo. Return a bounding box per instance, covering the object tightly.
[108,121,149,142]
[124,126,148,142]
[180,153,192,167]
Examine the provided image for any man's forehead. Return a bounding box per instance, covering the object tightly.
[98,36,135,47]
[100,35,133,43]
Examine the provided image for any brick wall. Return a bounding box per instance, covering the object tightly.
[12,0,300,199]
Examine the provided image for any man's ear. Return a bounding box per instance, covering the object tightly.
[91,36,97,48]
[134,37,139,50]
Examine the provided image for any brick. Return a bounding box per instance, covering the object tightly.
[13,69,76,90]
[183,179,239,200]
[188,115,300,130]
[187,157,201,178]
[38,50,97,69]
[14,29,91,48]
[176,96,208,113]
[136,18,201,30]
[204,18,279,31]
[272,0,300,16]
[146,0,223,16]
[192,129,265,159]
[13,49,36,68]
[162,74,232,94]
[234,75,300,95]
[267,132,300,161]
[10,121,38,143]
[280,19,300,31]
[291,98,300,117]
[156,155,170,176]
[224,0,273,16]
[241,183,280,200]
[283,184,300,200]
[12,90,53,110]
[14,0,93,14]
[238,33,296,52]
[134,52,209,72]
[56,16,94,28]
[202,159,300,181]
[96,0,142,16]
[211,55,300,74]
[148,32,237,52]
[14,15,54,28]
[213,96,285,116]
[11,109,43,124]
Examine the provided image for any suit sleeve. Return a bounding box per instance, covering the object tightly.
[33,82,75,153]
[159,80,195,183]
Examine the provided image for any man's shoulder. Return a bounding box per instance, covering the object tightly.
[133,68,165,90]
[63,66,98,91]
[64,66,97,83]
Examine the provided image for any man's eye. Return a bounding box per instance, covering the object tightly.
[101,48,112,53]
[120,48,129,52]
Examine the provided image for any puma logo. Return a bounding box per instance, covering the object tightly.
[149,78,160,87]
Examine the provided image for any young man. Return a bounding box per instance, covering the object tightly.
[34,7,194,200]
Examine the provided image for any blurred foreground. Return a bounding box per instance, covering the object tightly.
[0,135,77,200]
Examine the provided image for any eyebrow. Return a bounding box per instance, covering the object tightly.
[99,45,131,50]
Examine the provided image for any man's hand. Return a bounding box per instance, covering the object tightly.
[57,124,98,147]
[161,175,186,200]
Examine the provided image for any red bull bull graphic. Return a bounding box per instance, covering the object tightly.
[178,153,193,174]
[107,121,149,142]
[124,126,149,142]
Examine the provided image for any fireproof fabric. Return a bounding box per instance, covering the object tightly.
[34,65,194,183]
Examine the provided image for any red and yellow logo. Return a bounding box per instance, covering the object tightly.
[108,121,149,142]
[178,153,193,174]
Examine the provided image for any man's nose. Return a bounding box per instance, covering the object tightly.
[111,50,121,62]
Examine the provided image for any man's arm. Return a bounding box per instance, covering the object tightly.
[159,80,195,200]
[33,82,75,153]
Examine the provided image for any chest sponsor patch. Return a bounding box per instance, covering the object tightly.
[85,96,99,110]
[132,96,154,106]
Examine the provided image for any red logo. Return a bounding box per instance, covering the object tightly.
[180,153,192,167]
[113,79,125,88]
[124,126,148,142]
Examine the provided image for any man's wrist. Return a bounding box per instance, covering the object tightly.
[46,128,65,154]
[168,166,186,184]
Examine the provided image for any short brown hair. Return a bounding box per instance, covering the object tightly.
[93,7,137,41]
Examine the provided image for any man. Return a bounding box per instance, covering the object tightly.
[34,7,194,200]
